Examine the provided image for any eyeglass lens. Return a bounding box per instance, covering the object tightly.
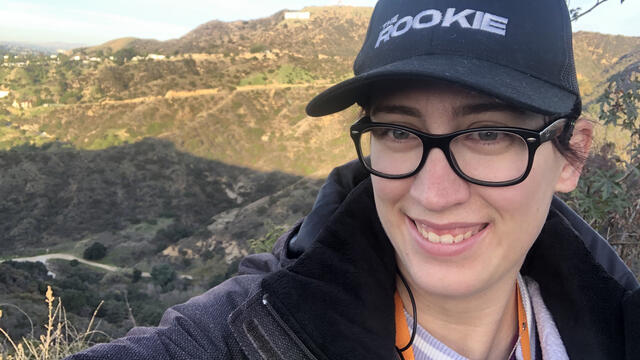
[359,127,530,183]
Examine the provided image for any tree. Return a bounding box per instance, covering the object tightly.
[566,0,640,239]
[150,264,176,288]
[131,268,142,283]
[562,1,639,276]
[584,79,640,239]
[568,0,626,22]
[101,299,127,324]
[83,242,107,260]
[113,48,137,65]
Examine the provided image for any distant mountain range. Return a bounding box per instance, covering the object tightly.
[0,41,86,54]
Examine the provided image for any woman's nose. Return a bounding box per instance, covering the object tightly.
[409,148,471,211]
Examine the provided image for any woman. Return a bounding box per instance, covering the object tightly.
[69,0,639,359]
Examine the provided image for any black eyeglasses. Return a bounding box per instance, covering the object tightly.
[350,116,568,187]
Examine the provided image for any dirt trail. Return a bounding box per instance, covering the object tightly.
[33,82,333,110]
[234,82,331,92]
[5,253,192,280]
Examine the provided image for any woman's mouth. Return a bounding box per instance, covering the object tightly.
[412,220,488,245]
[405,216,490,257]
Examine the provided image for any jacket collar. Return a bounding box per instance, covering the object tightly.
[262,178,399,359]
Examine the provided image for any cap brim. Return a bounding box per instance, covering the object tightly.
[306,55,577,117]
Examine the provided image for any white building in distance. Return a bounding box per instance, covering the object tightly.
[284,12,311,20]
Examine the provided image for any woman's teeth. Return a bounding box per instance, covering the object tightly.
[416,224,478,244]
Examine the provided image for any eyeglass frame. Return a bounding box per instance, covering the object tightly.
[349,115,569,187]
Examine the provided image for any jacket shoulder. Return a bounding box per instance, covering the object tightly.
[65,274,262,360]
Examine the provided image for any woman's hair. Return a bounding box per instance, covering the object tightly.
[550,117,588,170]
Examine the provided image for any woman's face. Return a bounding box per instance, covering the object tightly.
[370,82,579,298]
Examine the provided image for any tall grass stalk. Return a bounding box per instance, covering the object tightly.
[0,286,107,360]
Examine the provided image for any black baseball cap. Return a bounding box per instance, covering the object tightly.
[306,0,581,118]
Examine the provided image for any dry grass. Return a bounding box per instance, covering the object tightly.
[0,286,107,360]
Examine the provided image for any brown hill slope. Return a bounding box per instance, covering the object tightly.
[4,8,637,179]
[573,31,640,104]
[0,139,303,254]
[87,7,372,58]
[0,7,638,341]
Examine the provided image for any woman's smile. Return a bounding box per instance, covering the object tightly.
[406,215,490,257]
[411,219,486,244]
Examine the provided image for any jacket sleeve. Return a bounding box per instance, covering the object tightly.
[65,275,260,360]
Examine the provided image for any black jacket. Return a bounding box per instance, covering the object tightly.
[68,161,640,360]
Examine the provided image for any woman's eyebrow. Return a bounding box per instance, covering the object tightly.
[456,102,528,117]
[370,104,422,118]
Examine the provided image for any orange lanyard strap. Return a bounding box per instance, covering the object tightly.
[395,291,415,360]
[394,284,531,360]
[516,282,531,360]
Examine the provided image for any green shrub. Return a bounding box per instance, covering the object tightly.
[59,90,82,104]
[131,269,142,283]
[150,264,176,288]
[83,242,107,261]
[249,44,267,53]
[248,221,287,253]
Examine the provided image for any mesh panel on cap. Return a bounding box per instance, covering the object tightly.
[561,48,579,95]
[560,1,579,95]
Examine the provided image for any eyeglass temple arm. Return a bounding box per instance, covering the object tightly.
[539,118,568,143]
[558,118,576,145]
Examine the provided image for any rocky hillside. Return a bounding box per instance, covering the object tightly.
[86,7,371,58]
[0,139,322,339]
[0,6,638,340]
[1,5,638,271]
[0,139,305,254]
[0,5,638,270]
[573,31,640,106]
[2,9,639,178]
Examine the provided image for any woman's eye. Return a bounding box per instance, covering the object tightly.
[370,128,413,141]
[391,129,410,140]
[477,131,499,141]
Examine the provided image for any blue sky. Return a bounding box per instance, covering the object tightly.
[0,0,638,46]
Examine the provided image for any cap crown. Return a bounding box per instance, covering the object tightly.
[355,0,579,96]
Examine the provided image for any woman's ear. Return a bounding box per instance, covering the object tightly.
[555,118,594,193]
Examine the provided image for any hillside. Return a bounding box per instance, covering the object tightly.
[85,7,371,58]
[2,9,638,178]
[0,7,377,176]
[0,6,639,341]
[573,31,640,106]
[0,139,322,339]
